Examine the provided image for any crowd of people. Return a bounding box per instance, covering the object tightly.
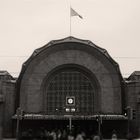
[21,128,102,140]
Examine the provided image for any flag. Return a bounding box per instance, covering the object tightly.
[70,7,83,19]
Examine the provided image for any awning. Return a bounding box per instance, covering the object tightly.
[12,114,128,120]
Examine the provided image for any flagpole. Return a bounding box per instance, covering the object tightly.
[70,5,83,36]
[70,6,71,36]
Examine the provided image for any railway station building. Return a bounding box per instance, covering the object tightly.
[0,36,140,139]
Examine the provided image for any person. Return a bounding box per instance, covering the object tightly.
[75,134,84,140]
[57,129,62,140]
[111,130,117,140]
[62,129,67,140]
[50,130,57,140]
[81,131,86,139]
[68,133,75,140]
[27,128,33,138]
[93,135,100,140]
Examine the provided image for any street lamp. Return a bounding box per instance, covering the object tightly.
[125,106,132,139]
[96,115,102,140]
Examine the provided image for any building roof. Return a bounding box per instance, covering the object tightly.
[131,71,140,76]
[0,70,16,82]
[0,70,10,76]
[128,71,140,81]
[24,36,119,67]
[18,36,123,81]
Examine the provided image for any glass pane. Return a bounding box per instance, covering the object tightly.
[46,69,94,115]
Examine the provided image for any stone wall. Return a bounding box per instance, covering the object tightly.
[2,80,16,137]
[125,78,140,137]
[0,72,16,138]
[19,40,122,115]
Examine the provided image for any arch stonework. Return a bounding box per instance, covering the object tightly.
[18,37,123,114]
[41,64,100,115]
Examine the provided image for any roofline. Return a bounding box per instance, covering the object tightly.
[19,36,123,80]
[15,36,124,108]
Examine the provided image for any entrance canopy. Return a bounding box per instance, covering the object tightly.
[13,114,127,120]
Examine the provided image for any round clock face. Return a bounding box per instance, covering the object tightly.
[68,98,73,104]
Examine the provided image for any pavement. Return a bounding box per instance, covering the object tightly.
[3,138,140,140]
[2,138,129,140]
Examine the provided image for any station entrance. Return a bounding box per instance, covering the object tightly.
[19,119,98,139]
[16,116,127,139]
[15,65,127,139]
[43,66,98,116]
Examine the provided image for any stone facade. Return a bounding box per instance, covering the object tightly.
[0,71,16,138]
[0,37,140,138]
[125,71,140,137]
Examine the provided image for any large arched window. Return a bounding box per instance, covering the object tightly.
[43,66,98,115]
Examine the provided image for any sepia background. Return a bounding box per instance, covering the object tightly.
[0,0,140,77]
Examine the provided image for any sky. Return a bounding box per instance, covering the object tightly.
[0,0,140,77]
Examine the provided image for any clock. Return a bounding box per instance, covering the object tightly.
[66,96,75,106]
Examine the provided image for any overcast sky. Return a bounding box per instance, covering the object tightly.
[0,0,140,77]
